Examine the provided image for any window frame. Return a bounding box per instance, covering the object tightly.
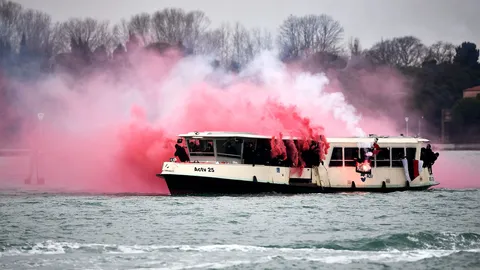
[215,139,242,158]
[344,147,359,167]
[374,147,391,167]
[329,147,343,167]
[187,139,215,156]
[391,147,405,168]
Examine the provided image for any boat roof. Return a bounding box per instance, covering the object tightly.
[177,131,430,143]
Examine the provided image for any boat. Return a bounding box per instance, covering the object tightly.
[156,131,440,195]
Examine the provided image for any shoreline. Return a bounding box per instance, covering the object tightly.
[431,144,480,151]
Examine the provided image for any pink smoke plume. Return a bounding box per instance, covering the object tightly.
[0,48,477,194]
[433,149,479,189]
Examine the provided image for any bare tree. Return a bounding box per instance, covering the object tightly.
[198,23,232,65]
[152,8,184,43]
[425,41,455,64]
[49,22,68,54]
[315,14,344,53]
[237,27,274,64]
[128,13,152,45]
[365,38,398,66]
[112,19,130,46]
[151,8,210,52]
[184,10,210,52]
[0,0,23,44]
[16,9,60,57]
[239,26,274,65]
[197,22,273,67]
[0,2,63,59]
[231,22,249,64]
[392,36,426,66]
[277,15,302,59]
[299,15,318,53]
[59,17,112,52]
[277,14,344,59]
[365,36,426,67]
[250,28,273,52]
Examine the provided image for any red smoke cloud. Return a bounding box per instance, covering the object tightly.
[0,48,477,194]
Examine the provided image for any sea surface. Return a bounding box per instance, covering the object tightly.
[1,189,479,270]
[1,150,480,269]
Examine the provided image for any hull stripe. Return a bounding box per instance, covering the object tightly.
[158,174,437,195]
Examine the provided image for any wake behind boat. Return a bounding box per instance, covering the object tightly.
[156,131,440,195]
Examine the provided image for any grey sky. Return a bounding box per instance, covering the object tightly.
[14,0,480,48]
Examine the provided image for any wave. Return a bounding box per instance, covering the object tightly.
[1,232,479,265]
[1,243,478,267]
[272,232,480,251]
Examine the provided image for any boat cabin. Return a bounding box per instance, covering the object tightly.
[172,131,322,168]
[172,131,431,171]
[162,131,439,195]
[325,136,429,171]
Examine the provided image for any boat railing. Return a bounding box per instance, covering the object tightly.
[189,152,215,156]
[216,153,241,158]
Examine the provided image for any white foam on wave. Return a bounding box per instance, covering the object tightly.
[282,249,461,264]
[146,259,268,270]
[2,241,479,266]
[0,240,78,256]
[178,244,268,252]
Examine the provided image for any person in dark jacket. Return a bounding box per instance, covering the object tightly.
[174,144,190,162]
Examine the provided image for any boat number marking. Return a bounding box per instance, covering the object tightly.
[194,167,215,173]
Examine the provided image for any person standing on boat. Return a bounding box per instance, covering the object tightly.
[356,138,380,175]
[371,138,381,155]
[421,144,439,174]
[364,138,380,160]
[174,144,190,162]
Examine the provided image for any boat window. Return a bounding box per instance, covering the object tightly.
[406,147,416,160]
[216,139,242,158]
[242,139,256,164]
[187,139,214,156]
[391,147,404,167]
[344,147,359,167]
[256,139,272,165]
[375,147,390,167]
[329,147,342,167]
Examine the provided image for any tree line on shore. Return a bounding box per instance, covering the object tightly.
[1,0,479,143]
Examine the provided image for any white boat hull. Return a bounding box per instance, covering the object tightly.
[157,162,440,195]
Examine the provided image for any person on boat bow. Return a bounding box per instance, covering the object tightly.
[174,144,190,162]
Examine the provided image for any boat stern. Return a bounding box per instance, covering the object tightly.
[408,168,440,190]
[426,174,440,187]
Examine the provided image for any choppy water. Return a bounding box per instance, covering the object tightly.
[1,189,479,269]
